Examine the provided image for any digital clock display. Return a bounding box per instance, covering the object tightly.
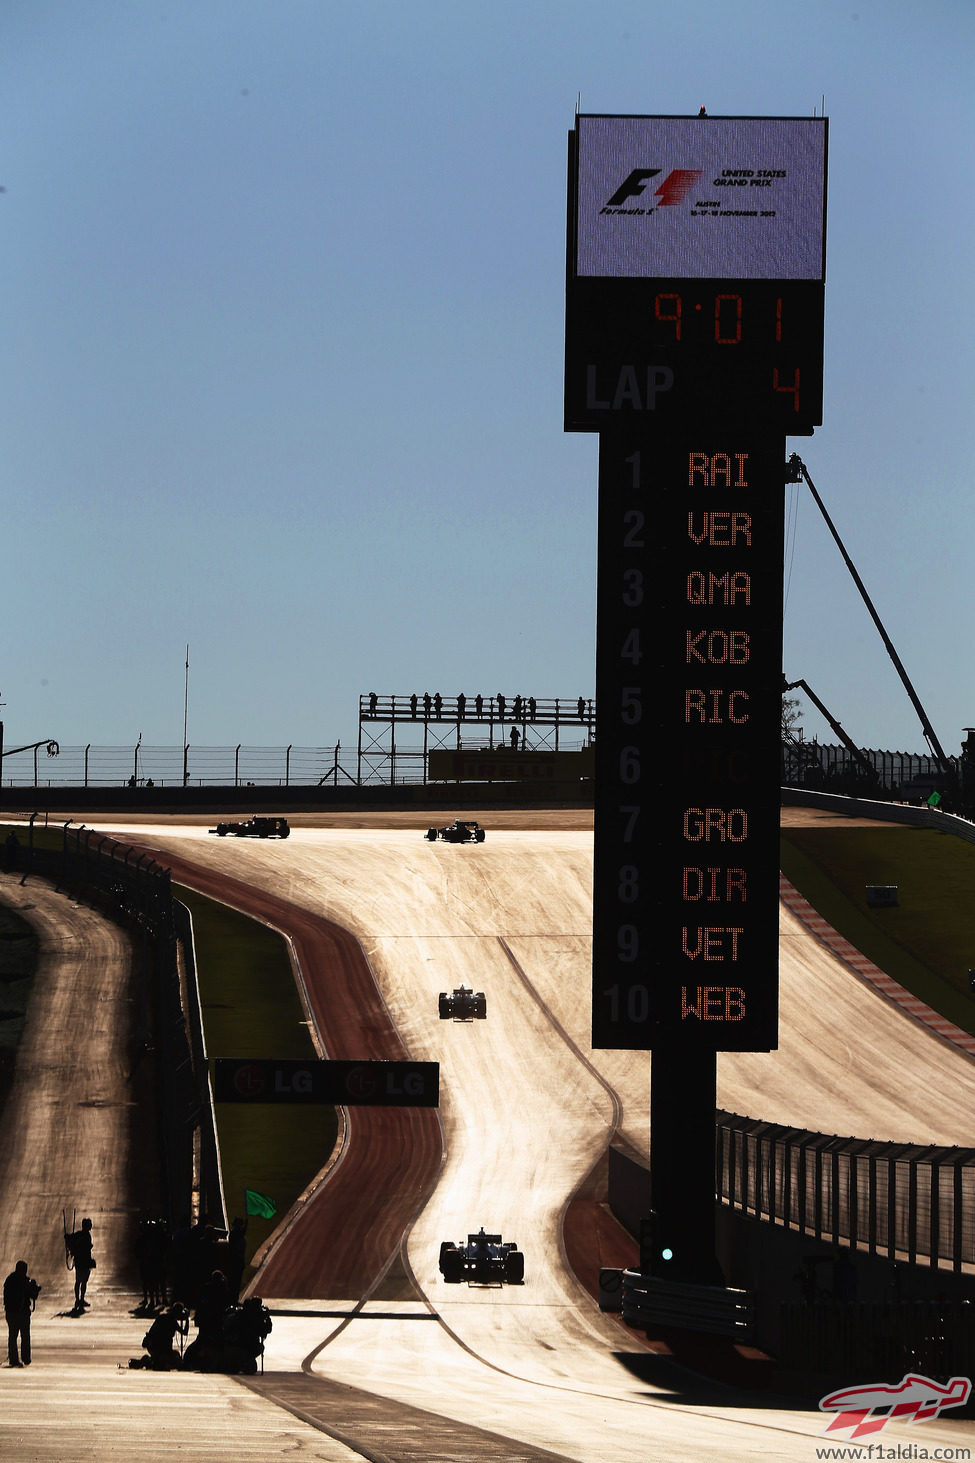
[565,276,824,432]
[646,285,811,347]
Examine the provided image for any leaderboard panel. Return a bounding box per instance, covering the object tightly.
[592,433,784,1052]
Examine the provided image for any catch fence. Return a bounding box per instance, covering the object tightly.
[2,736,959,792]
[718,1110,975,1272]
[781,738,958,794]
[0,743,355,789]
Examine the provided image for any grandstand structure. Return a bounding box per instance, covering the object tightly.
[357,692,595,786]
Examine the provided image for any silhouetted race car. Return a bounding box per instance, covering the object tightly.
[209,817,291,839]
[439,1229,524,1285]
[425,819,486,844]
[438,983,487,1021]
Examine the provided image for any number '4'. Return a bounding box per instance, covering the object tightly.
[620,629,642,665]
[773,367,800,412]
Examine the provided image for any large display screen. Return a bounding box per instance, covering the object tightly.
[573,114,827,280]
[565,115,827,433]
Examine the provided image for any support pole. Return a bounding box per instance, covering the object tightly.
[648,1045,722,1284]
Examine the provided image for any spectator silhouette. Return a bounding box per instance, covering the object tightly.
[4,1260,39,1366]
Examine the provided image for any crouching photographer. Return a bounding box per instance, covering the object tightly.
[129,1302,189,1370]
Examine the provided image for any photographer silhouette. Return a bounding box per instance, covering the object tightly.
[4,1260,39,1367]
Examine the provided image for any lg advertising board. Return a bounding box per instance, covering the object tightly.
[213,1058,440,1107]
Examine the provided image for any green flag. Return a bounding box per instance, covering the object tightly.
[245,1188,278,1219]
[927,790,942,808]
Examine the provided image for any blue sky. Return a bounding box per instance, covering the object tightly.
[2,0,974,758]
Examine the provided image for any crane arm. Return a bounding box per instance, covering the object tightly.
[786,454,951,774]
[784,678,876,781]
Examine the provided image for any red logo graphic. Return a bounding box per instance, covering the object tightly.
[654,169,704,206]
[820,1373,971,1438]
[232,1062,267,1099]
[345,1065,375,1100]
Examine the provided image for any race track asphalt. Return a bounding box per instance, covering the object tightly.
[3,810,975,1462]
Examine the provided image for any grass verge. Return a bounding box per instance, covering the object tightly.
[780,823,975,1037]
[176,886,339,1268]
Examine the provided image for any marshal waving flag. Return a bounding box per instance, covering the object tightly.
[244,1189,278,1220]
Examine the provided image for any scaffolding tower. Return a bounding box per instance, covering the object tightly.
[357,692,595,785]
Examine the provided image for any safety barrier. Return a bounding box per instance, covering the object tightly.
[783,784,975,847]
[778,1298,975,1376]
[621,1272,755,1341]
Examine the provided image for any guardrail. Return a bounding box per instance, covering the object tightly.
[621,1272,755,1341]
[783,785,975,847]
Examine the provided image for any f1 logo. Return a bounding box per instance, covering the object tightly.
[604,168,704,207]
[605,168,661,206]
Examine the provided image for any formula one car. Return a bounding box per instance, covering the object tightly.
[209,816,291,839]
[424,819,486,844]
[438,983,487,1021]
[439,1229,524,1285]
